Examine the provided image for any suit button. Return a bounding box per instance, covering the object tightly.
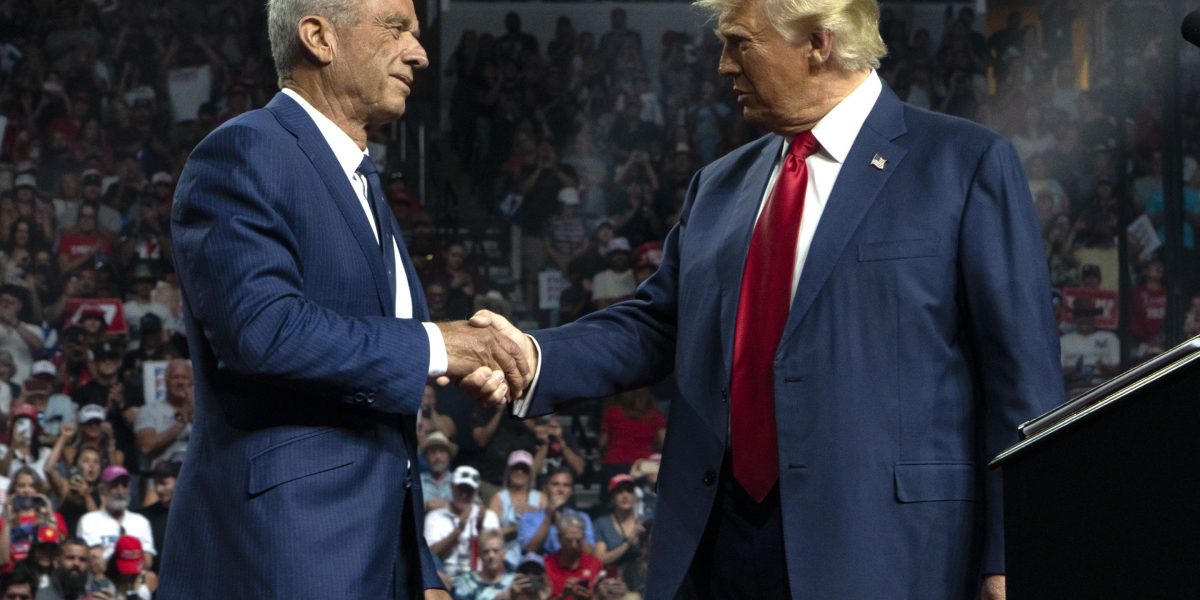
[720,389,728,403]
[703,470,716,486]
[354,392,366,403]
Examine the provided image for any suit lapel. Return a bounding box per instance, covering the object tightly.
[717,137,785,375]
[778,86,909,349]
[266,93,394,315]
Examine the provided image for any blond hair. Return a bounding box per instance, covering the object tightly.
[695,0,886,71]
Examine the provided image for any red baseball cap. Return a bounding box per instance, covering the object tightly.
[607,473,636,492]
[114,535,143,574]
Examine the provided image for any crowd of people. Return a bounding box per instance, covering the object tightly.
[0,0,1196,597]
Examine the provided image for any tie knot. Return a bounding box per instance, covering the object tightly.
[357,155,378,177]
[789,131,819,161]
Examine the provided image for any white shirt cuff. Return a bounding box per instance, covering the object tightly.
[511,334,542,418]
[423,322,448,377]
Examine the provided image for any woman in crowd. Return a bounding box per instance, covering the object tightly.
[60,404,122,469]
[592,474,645,584]
[104,535,156,599]
[487,450,542,568]
[0,404,50,480]
[45,430,102,535]
[597,389,665,491]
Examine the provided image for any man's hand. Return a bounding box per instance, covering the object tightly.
[981,574,1005,600]
[423,589,452,600]
[436,320,531,402]
[455,310,539,404]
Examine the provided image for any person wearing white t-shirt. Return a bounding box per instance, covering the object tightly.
[590,238,636,310]
[1061,299,1120,394]
[76,465,155,568]
[424,465,500,582]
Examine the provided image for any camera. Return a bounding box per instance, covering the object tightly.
[12,495,44,511]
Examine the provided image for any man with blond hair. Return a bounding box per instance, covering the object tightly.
[467,0,1063,597]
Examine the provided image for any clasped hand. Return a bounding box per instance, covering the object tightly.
[434,311,537,406]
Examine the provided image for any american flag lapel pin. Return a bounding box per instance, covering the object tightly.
[870,154,887,170]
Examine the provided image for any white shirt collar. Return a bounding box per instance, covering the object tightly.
[281,88,369,177]
[781,70,883,163]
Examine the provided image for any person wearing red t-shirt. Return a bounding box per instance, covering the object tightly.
[597,389,666,495]
[1131,259,1167,358]
[57,201,112,275]
[544,514,602,600]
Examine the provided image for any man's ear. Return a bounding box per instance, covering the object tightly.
[297,15,337,67]
[809,28,835,68]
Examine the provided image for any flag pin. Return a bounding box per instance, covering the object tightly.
[870,154,887,170]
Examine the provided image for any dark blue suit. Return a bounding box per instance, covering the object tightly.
[159,93,440,598]
[526,86,1063,598]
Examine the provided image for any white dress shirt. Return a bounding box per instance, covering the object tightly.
[281,88,447,377]
[761,70,883,300]
[514,71,883,418]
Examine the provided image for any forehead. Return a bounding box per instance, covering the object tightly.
[717,0,764,34]
[368,0,420,30]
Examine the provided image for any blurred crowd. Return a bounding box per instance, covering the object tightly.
[0,0,1196,598]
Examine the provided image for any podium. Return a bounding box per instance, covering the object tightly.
[990,336,1200,599]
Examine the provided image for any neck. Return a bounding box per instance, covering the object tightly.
[778,68,872,136]
[614,507,632,520]
[283,78,369,149]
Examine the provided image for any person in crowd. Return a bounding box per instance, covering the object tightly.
[55,203,111,278]
[419,431,457,512]
[597,389,665,491]
[416,386,458,443]
[119,264,170,346]
[0,286,45,384]
[424,466,500,583]
[451,529,512,600]
[471,404,538,493]
[70,343,138,475]
[0,353,19,418]
[76,466,153,564]
[589,238,635,310]
[1131,258,1167,358]
[137,461,177,573]
[0,568,36,600]
[1061,298,1121,395]
[133,359,191,470]
[33,536,88,600]
[486,450,542,568]
[1,406,50,481]
[542,513,602,600]
[43,439,101,537]
[102,536,153,600]
[530,416,585,483]
[517,468,593,557]
[20,364,73,445]
[544,189,588,274]
[592,474,645,583]
[57,406,118,473]
[505,554,552,600]
[628,455,659,523]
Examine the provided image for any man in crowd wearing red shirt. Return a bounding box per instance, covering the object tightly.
[543,514,602,600]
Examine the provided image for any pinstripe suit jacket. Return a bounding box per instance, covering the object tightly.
[159,92,440,598]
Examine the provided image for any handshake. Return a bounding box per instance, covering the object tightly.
[434,310,537,406]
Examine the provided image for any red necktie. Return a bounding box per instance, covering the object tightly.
[731,131,819,503]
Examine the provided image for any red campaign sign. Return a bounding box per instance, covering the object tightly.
[64,298,127,335]
[1061,287,1120,331]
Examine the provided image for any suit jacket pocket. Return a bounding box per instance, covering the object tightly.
[858,237,939,262]
[248,427,354,495]
[893,462,979,503]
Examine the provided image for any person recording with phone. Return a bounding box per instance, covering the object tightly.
[499,554,551,600]
[1,405,50,481]
[44,422,103,534]
[531,418,584,483]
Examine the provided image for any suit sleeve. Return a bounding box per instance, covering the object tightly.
[521,172,701,417]
[958,138,1065,574]
[171,123,428,415]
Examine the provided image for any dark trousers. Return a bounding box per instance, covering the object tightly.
[679,455,791,599]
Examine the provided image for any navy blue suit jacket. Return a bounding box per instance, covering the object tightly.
[526,87,1063,598]
[159,93,440,598]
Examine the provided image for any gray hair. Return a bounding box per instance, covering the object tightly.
[267,0,362,84]
[558,513,586,533]
[694,0,886,71]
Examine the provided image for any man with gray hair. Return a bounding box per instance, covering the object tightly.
[467,0,1063,597]
[159,0,530,597]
